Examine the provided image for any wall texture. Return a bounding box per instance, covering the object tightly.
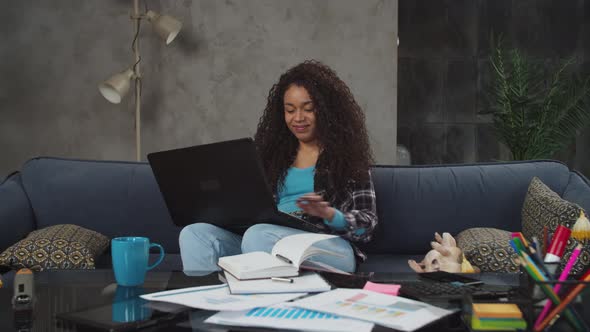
[0,0,398,177]
[397,0,590,177]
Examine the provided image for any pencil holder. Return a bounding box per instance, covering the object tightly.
[523,264,590,332]
[530,263,559,299]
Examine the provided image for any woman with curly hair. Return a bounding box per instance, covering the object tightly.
[179,60,377,273]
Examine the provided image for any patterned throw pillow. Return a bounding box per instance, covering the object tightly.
[521,177,590,276]
[456,227,520,272]
[0,224,109,271]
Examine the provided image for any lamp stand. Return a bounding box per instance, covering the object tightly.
[99,1,181,161]
[133,0,142,162]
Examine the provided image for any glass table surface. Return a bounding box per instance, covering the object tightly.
[1,269,583,332]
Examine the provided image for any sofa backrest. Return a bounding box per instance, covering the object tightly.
[20,157,182,254]
[15,158,590,257]
[0,173,36,252]
[359,160,588,255]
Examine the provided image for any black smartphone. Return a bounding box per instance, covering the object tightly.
[419,271,484,286]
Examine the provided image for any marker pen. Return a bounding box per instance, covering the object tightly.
[543,225,571,263]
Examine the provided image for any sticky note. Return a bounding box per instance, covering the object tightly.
[362,281,400,296]
[472,303,523,319]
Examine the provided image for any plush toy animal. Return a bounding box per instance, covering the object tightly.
[408,232,474,273]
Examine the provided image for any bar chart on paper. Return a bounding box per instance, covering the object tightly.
[205,304,374,332]
[246,307,339,319]
[293,289,454,332]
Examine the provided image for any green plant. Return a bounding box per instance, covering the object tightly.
[487,39,590,160]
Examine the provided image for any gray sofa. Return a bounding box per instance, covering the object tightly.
[1,157,590,273]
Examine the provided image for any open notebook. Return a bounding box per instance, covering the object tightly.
[218,233,343,280]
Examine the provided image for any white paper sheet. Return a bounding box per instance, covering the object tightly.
[225,271,331,294]
[140,284,306,311]
[292,288,455,332]
[205,303,374,332]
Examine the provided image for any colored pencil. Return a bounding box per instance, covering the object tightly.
[543,226,549,256]
[531,236,543,262]
[534,244,583,328]
[512,237,553,279]
[515,251,585,331]
[534,269,590,332]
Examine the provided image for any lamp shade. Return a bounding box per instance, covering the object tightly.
[146,10,182,45]
[98,68,134,104]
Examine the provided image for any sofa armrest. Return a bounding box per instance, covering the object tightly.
[0,172,35,252]
[563,171,590,212]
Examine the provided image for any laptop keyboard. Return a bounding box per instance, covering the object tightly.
[280,212,324,233]
[400,281,477,298]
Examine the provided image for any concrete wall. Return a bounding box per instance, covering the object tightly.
[397,0,590,177]
[0,0,398,177]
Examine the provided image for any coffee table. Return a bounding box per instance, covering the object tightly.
[0,269,584,332]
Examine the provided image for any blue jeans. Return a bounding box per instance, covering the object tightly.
[178,223,356,273]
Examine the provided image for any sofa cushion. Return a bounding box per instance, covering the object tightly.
[20,157,182,254]
[455,228,520,273]
[0,224,109,271]
[521,177,590,276]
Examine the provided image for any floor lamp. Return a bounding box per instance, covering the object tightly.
[98,0,182,161]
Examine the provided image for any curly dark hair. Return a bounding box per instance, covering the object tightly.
[254,60,373,200]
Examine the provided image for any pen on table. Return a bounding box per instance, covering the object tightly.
[534,269,590,332]
[534,244,583,329]
[271,277,294,283]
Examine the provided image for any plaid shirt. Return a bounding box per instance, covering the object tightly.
[289,170,378,262]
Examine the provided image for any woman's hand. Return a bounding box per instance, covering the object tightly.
[296,193,336,221]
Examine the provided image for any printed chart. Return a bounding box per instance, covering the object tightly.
[332,292,426,320]
[206,304,374,332]
[293,289,454,332]
[245,307,340,319]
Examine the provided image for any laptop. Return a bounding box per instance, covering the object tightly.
[147,138,323,233]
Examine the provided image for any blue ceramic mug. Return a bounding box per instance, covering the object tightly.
[111,237,165,286]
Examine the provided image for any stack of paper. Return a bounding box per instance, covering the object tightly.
[225,271,332,294]
[141,282,456,331]
[218,251,298,280]
[470,303,527,331]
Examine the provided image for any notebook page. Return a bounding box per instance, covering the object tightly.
[271,233,338,267]
[219,251,290,277]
